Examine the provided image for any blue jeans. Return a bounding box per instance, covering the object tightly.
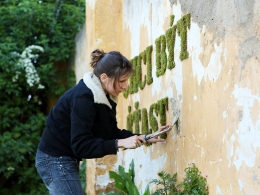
[35,149,84,195]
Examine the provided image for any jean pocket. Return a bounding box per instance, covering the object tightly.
[36,161,53,186]
[59,157,79,175]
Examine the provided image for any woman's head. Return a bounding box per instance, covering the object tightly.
[90,49,133,96]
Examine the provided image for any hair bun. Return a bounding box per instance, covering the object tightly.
[90,49,105,68]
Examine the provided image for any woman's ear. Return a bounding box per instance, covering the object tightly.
[100,73,107,83]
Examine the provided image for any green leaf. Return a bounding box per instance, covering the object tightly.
[143,186,150,195]
[109,171,125,184]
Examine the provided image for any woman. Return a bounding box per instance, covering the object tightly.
[35,49,168,195]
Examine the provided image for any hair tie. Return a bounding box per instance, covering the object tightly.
[122,58,126,68]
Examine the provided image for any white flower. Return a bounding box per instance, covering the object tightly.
[13,45,45,89]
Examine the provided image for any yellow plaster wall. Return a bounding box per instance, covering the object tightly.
[82,0,260,194]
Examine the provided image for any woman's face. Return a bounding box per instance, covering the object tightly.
[101,73,130,97]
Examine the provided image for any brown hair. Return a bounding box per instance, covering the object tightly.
[90,49,133,88]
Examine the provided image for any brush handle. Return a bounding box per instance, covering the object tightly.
[144,116,179,141]
[144,125,173,141]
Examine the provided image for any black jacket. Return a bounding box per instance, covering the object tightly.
[38,72,134,159]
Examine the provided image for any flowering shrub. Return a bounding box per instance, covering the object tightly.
[151,163,209,195]
[176,163,208,195]
[13,45,44,88]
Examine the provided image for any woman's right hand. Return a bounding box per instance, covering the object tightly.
[118,135,144,149]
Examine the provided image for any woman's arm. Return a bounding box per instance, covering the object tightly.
[70,92,118,158]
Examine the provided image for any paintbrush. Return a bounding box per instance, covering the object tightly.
[144,115,179,141]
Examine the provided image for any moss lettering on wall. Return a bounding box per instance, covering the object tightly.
[132,57,139,93]
[123,13,191,98]
[124,14,191,145]
[141,108,149,135]
[141,108,152,146]
[149,103,159,133]
[133,101,141,134]
[127,106,133,132]
[166,25,177,69]
[145,45,153,85]
[126,98,169,143]
[157,97,169,139]
[177,13,191,60]
[156,35,167,77]
[170,15,175,26]
[123,45,153,98]
[137,53,146,90]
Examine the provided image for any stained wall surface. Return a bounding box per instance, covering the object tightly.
[81,0,260,194]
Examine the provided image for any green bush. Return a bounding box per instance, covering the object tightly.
[0,0,85,194]
[151,163,209,195]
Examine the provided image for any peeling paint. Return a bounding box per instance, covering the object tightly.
[224,132,235,168]
[224,83,229,90]
[230,85,260,170]
[189,23,223,85]
[252,171,260,185]
[238,179,243,191]
[151,72,162,96]
[222,111,227,119]
[122,0,171,57]
[96,172,110,187]
[230,183,233,191]
[116,147,168,194]
[216,185,223,195]
[132,92,141,103]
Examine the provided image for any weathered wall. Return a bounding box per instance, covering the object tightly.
[74,23,88,81]
[82,0,260,194]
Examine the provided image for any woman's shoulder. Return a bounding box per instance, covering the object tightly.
[73,79,94,96]
[61,79,94,101]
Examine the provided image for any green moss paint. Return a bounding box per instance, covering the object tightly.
[177,13,191,61]
[137,54,146,90]
[149,103,159,133]
[146,45,153,85]
[133,102,141,134]
[165,23,177,69]
[123,14,191,98]
[132,57,139,93]
[126,98,169,146]
[134,101,139,110]
[128,106,132,113]
[141,108,150,135]
[127,113,133,132]
[157,97,168,139]
[123,89,129,98]
[123,45,153,98]
[141,108,152,146]
[127,106,133,132]
[170,15,175,26]
[133,111,141,134]
[155,35,167,77]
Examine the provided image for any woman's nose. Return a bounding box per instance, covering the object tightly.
[121,81,128,89]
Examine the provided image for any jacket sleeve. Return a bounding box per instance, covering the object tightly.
[109,101,140,139]
[70,91,117,159]
[111,128,135,139]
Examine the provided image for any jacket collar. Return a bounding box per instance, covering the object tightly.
[83,72,117,109]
